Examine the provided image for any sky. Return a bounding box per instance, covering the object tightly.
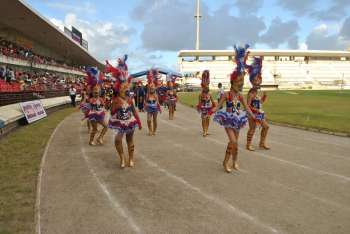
[25,0,350,71]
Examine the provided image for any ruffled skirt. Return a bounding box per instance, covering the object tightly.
[200,106,212,118]
[253,112,265,121]
[146,103,159,113]
[167,99,177,106]
[213,110,248,130]
[79,103,90,117]
[87,110,105,122]
[108,116,138,134]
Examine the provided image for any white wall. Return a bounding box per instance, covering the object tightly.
[179,58,350,90]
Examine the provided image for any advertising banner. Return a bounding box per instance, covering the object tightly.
[71,26,82,45]
[19,100,47,124]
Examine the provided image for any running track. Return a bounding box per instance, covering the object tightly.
[37,104,350,234]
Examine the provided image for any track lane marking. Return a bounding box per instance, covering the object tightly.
[164,137,350,212]
[138,152,281,234]
[164,107,350,182]
[35,119,66,234]
[176,104,350,149]
[206,137,350,183]
[79,127,142,234]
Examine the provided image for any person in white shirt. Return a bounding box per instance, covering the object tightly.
[69,85,77,107]
[217,83,225,109]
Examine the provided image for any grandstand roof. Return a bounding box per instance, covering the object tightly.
[1,0,103,69]
[178,49,350,58]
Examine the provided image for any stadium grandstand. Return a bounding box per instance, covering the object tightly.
[178,49,350,90]
[0,0,102,105]
[0,0,102,135]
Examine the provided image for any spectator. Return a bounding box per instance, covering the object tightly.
[69,85,77,107]
[217,82,225,109]
[135,81,145,112]
[6,68,14,83]
[0,38,84,72]
[0,66,6,80]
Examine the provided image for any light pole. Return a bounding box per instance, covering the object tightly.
[195,0,201,50]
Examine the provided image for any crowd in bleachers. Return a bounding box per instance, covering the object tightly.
[0,65,83,92]
[0,38,85,72]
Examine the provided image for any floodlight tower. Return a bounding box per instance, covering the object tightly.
[195,0,201,50]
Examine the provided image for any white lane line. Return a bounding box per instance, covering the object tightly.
[163,112,350,182]
[138,152,281,234]
[170,140,249,174]
[206,137,350,183]
[35,120,66,234]
[166,139,350,211]
[269,180,350,212]
[270,129,349,148]
[79,129,141,234]
[269,140,350,162]
[176,108,350,161]
[177,104,350,148]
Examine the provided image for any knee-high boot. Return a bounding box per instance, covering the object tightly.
[87,120,91,133]
[246,127,255,151]
[115,141,126,168]
[147,120,153,135]
[205,117,210,136]
[223,142,233,173]
[97,126,108,145]
[232,142,239,170]
[153,118,157,135]
[89,129,96,146]
[127,141,135,167]
[259,126,270,150]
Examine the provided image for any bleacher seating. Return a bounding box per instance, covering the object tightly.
[181,57,350,90]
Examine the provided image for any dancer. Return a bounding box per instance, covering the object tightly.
[86,85,108,146]
[245,56,270,151]
[197,70,215,137]
[212,45,253,173]
[104,84,114,110]
[147,68,161,87]
[201,69,210,88]
[85,67,107,145]
[79,87,91,133]
[197,86,215,137]
[106,56,142,168]
[166,74,177,120]
[145,80,161,136]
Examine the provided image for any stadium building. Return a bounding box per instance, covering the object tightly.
[178,49,350,90]
[0,0,102,104]
[0,0,102,134]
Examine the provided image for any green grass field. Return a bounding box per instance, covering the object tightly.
[0,107,76,234]
[178,90,350,134]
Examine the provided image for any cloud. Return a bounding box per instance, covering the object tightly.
[298,42,308,50]
[201,5,266,49]
[310,0,350,21]
[234,0,264,15]
[339,17,350,40]
[50,13,135,61]
[306,23,349,50]
[287,35,299,49]
[259,17,299,49]
[132,0,196,51]
[277,0,316,16]
[132,0,266,51]
[47,1,96,14]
